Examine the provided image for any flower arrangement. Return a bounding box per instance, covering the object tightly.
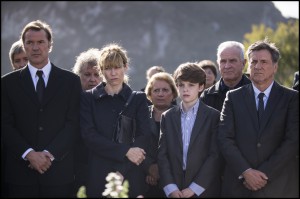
[77,172,129,198]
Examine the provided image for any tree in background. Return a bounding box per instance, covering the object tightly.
[243,19,299,87]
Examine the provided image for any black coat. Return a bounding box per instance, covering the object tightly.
[80,82,152,197]
[200,74,251,111]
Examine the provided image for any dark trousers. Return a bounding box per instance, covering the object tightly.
[144,184,166,198]
[8,183,73,198]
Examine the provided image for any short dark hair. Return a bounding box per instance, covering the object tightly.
[246,38,280,63]
[173,62,206,86]
[21,20,53,52]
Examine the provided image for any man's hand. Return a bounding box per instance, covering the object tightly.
[26,150,53,174]
[169,190,183,198]
[181,187,195,198]
[242,168,268,191]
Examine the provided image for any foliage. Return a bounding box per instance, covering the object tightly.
[243,19,299,87]
[77,186,87,198]
[76,172,129,198]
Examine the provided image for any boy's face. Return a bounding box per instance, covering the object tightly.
[177,80,204,104]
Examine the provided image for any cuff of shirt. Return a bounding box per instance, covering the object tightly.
[239,168,252,179]
[43,150,55,161]
[22,148,34,160]
[163,184,179,198]
[189,182,205,196]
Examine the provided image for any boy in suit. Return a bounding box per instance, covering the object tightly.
[157,62,221,197]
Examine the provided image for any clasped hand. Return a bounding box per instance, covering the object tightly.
[126,147,146,166]
[146,163,160,185]
[26,150,54,174]
[169,188,195,198]
[242,168,268,191]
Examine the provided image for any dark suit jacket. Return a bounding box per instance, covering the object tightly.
[1,64,81,186]
[157,100,221,197]
[218,82,299,197]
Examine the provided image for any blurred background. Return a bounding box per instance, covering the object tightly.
[1,1,298,90]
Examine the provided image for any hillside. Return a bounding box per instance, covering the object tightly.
[1,1,287,89]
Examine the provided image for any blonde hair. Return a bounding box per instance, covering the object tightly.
[99,43,129,83]
[145,72,178,102]
[146,66,165,80]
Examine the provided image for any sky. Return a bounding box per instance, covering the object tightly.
[272,1,299,19]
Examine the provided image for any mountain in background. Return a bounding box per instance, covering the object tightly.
[1,1,287,90]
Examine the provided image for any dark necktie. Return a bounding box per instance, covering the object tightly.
[258,92,265,125]
[36,70,45,103]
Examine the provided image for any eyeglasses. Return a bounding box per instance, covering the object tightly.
[152,88,171,94]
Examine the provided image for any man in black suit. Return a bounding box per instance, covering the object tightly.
[218,38,299,197]
[1,20,82,197]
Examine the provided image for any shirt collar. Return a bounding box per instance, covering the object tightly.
[28,59,51,80]
[252,81,274,99]
[180,98,200,115]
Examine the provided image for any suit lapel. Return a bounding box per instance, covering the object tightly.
[244,85,260,132]
[188,101,206,149]
[19,66,40,104]
[42,65,63,106]
[171,106,183,149]
[259,82,282,134]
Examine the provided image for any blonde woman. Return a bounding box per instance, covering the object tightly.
[80,43,151,197]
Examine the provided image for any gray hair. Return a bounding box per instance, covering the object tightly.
[9,40,25,68]
[72,48,101,75]
[217,41,245,62]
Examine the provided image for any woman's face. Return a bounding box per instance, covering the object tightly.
[80,65,102,90]
[103,65,126,87]
[204,68,216,88]
[149,79,174,110]
[12,51,28,70]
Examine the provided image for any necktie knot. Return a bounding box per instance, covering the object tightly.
[36,70,43,78]
[258,92,264,101]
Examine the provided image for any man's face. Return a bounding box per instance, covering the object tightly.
[249,49,277,87]
[23,29,50,69]
[218,47,245,83]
